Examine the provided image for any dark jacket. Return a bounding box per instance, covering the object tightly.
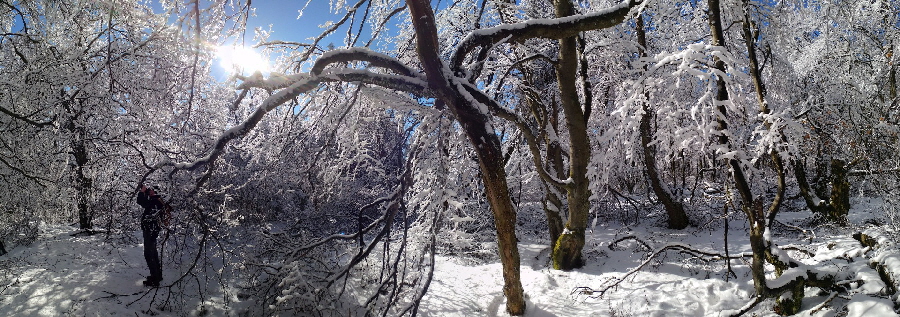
[137,192,164,222]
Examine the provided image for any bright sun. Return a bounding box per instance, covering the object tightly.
[216,46,269,75]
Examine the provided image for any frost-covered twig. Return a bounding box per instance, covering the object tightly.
[722,295,763,317]
[606,186,644,213]
[575,242,750,299]
[450,0,641,71]
[772,220,815,239]
[608,235,652,253]
[808,292,839,315]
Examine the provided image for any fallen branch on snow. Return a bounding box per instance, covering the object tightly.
[574,240,751,299]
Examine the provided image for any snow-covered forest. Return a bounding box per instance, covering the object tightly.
[1,0,900,316]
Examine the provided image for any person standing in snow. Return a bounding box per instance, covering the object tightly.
[137,184,164,287]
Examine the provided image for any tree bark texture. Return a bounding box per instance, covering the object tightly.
[828,159,850,222]
[551,0,592,271]
[543,139,566,247]
[740,2,786,226]
[710,0,768,302]
[793,158,851,224]
[522,69,566,248]
[405,0,525,314]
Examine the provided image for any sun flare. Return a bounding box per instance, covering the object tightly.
[216,46,269,75]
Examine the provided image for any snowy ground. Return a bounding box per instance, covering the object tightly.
[419,197,900,317]
[2,198,899,316]
[0,227,233,316]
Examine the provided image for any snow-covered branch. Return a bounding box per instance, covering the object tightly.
[848,167,900,176]
[167,58,432,178]
[0,105,54,127]
[457,80,572,189]
[311,47,422,79]
[450,0,641,72]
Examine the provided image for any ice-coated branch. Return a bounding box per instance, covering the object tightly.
[293,0,371,65]
[171,75,324,173]
[457,80,572,189]
[450,0,641,72]
[0,155,51,186]
[311,47,422,79]
[317,69,431,96]
[162,65,431,180]
[848,167,900,176]
[0,105,54,127]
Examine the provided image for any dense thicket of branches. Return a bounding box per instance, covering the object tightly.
[1,0,898,316]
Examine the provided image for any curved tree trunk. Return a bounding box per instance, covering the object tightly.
[636,13,689,230]
[828,159,851,221]
[740,6,786,228]
[710,0,807,314]
[525,87,566,248]
[474,133,526,315]
[405,0,525,314]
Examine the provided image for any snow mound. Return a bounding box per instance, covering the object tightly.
[846,293,899,317]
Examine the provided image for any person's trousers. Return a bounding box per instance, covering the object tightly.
[141,221,162,281]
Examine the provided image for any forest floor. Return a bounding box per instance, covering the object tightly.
[1,197,899,316]
[420,197,900,317]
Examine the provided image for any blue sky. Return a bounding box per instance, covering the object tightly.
[207,1,350,78]
[143,1,349,76]
[246,1,342,46]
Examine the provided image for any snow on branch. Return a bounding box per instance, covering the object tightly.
[0,155,52,186]
[172,75,324,172]
[848,167,900,176]
[318,69,431,97]
[159,54,432,180]
[454,78,573,189]
[311,47,423,79]
[450,0,641,71]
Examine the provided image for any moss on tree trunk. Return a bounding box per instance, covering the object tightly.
[552,228,585,270]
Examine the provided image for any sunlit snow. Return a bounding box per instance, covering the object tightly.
[2,199,899,316]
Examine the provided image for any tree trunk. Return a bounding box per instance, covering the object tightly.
[711,1,809,313]
[405,0,525,314]
[636,13,689,230]
[541,99,566,248]
[793,159,827,214]
[474,134,526,316]
[710,0,768,300]
[65,100,93,231]
[73,137,92,230]
[793,158,850,224]
[543,192,565,249]
[740,4,786,227]
[889,45,896,100]
[828,159,850,223]
[551,0,591,271]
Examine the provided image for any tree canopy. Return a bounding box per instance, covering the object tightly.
[1,0,899,315]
